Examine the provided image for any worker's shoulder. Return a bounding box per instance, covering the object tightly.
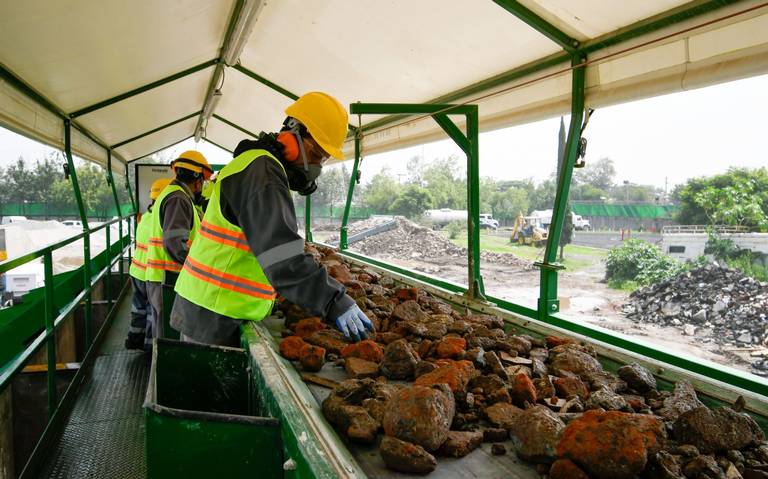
[225,152,286,186]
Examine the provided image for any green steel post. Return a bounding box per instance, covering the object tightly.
[340,132,361,250]
[465,107,484,298]
[537,55,586,320]
[305,195,313,243]
[105,224,112,309]
[64,120,93,346]
[43,250,56,417]
[107,149,123,286]
[125,163,136,214]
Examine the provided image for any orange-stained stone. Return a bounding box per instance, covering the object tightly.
[546,336,574,348]
[556,410,665,479]
[299,344,326,372]
[554,376,590,400]
[395,287,418,301]
[550,459,590,479]
[414,360,475,393]
[291,317,326,338]
[510,373,537,407]
[279,336,307,361]
[328,264,354,283]
[341,339,385,363]
[435,337,467,359]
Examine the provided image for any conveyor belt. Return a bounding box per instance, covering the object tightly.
[36,287,149,479]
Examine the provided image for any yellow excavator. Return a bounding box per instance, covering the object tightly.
[510,213,548,247]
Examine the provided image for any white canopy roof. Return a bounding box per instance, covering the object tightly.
[0,0,766,171]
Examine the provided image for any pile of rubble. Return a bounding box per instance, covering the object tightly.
[336,216,532,270]
[277,246,768,478]
[622,264,768,374]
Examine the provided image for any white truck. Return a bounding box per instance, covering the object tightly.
[530,210,591,231]
[424,209,499,229]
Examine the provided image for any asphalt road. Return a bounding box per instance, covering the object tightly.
[488,229,661,250]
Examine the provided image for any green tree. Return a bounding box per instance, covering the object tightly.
[391,185,433,218]
[573,157,616,191]
[489,187,530,221]
[419,156,465,209]
[675,167,768,231]
[362,168,402,214]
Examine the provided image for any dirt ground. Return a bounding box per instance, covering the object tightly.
[364,248,755,375]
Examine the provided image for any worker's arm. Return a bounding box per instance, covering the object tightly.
[159,190,194,265]
[220,157,355,322]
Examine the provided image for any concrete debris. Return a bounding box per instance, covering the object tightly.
[621,264,768,375]
[281,246,768,477]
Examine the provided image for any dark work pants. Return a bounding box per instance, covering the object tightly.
[128,277,152,349]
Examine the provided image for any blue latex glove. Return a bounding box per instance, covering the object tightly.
[335,304,375,342]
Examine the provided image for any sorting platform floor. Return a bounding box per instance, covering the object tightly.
[37,288,149,479]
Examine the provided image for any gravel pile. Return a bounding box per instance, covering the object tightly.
[345,217,532,270]
[622,263,768,375]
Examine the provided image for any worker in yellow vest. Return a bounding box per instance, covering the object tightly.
[145,151,212,340]
[172,92,374,346]
[125,178,170,350]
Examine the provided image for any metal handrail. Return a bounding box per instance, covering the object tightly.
[0,213,135,409]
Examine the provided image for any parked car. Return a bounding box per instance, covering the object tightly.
[1,216,28,225]
[479,213,499,229]
[61,220,83,228]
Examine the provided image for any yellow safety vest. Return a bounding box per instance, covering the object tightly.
[145,184,200,283]
[174,150,280,321]
[129,211,152,281]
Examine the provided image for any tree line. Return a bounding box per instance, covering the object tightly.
[0,153,131,219]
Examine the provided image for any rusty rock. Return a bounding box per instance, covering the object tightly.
[508,405,566,463]
[491,443,507,456]
[328,264,354,283]
[392,300,429,323]
[382,384,455,451]
[657,380,704,421]
[290,317,326,338]
[554,376,590,400]
[305,329,348,356]
[550,348,603,380]
[485,402,523,429]
[425,322,449,340]
[341,339,384,363]
[345,357,380,379]
[375,332,403,345]
[279,336,307,361]
[556,410,666,479]
[682,455,723,479]
[673,406,766,453]
[483,427,509,442]
[362,398,387,424]
[299,344,326,372]
[437,430,484,458]
[414,360,475,394]
[510,373,537,407]
[395,287,418,301]
[484,351,509,381]
[618,362,657,393]
[380,339,419,380]
[468,374,506,395]
[436,337,467,359]
[646,451,685,479]
[585,387,631,412]
[379,436,437,475]
[414,360,438,378]
[533,376,556,400]
[339,405,379,443]
[549,458,590,479]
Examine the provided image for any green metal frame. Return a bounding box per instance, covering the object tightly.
[537,54,585,319]
[125,135,195,164]
[492,0,580,51]
[69,59,218,118]
[233,64,299,101]
[203,137,234,154]
[212,114,258,138]
[111,111,202,149]
[345,103,485,298]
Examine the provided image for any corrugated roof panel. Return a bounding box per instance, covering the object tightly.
[76,68,212,146]
[0,0,234,112]
[239,0,561,119]
[114,117,197,161]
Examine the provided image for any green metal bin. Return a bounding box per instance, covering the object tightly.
[145,338,282,478]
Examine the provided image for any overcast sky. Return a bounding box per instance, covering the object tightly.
[1,73,766,191]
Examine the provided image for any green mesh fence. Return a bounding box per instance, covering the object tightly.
[294,205,374,220]
[572,203,678,219]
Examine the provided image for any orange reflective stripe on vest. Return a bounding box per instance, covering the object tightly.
[131,258,147,270]
[148,237,163,246]
[147,259,182,272]
[136,242,148,252]
[182,256,276,300]
[198,221,250,252]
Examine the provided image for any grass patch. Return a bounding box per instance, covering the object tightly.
[608,279,640,291]
[448,231,606,272]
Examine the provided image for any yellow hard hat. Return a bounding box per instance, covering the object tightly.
[285,92,349,160]
[149,178,172,200]
[172,150,213,180]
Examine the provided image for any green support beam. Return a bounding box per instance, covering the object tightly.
[492,0,579,52]
[64,120,94,346]
[339,132,361,250]
[537,54,586,320]
[212,114,258,138]
[233,64,299,101]
[69,59,218,118]
[349,102,484,299]
[111,111,201,149]
[203,137,234,154]
[126,135,195,164]
[304,195,313,243]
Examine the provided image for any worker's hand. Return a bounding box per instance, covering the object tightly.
[335,305,375,342]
